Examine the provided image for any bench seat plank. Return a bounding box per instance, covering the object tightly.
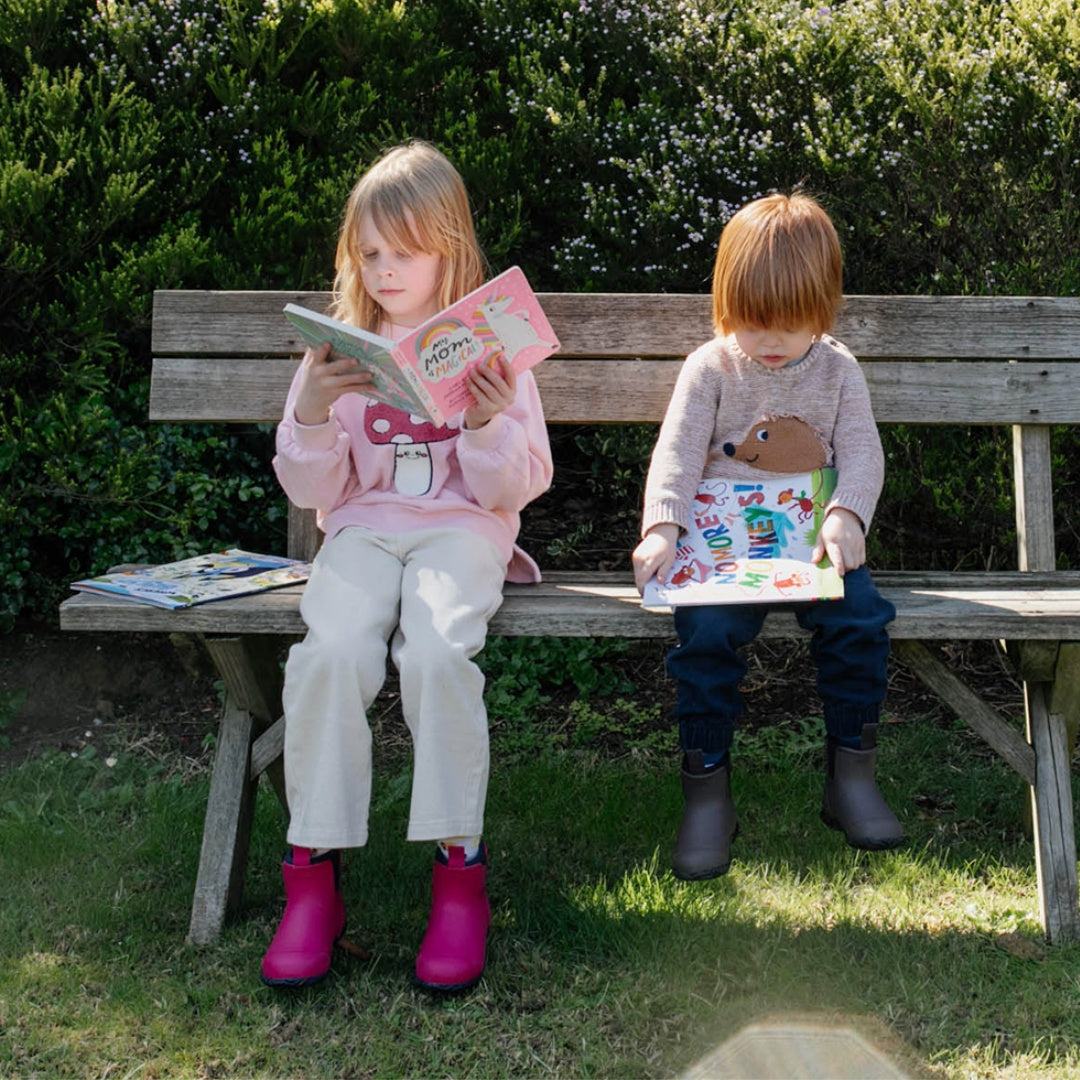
[59,569,1080,640]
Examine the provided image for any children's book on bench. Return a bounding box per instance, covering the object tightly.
[641,469,845,611]
[283,265,560,427]
[70,549,311,609]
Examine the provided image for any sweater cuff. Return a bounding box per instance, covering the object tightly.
[827,495,877,533]
[641,499,686,539]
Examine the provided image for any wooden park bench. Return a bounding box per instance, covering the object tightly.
[60,291,1080,945]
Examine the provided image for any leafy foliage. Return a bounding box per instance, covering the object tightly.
[2,0,1079,625]
[480,635,635,753]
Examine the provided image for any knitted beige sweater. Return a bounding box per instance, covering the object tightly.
[641,333,884,537]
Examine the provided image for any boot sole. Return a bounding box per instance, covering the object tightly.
[260,926,347,989]
[414,971,484,993]
[260,970,331,988]
[821,811,904,850]
[673,861,731,881]
[672,822,738,881]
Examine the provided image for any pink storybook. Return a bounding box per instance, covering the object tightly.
[283,266,560,426]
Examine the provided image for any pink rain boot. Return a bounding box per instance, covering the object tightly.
[261,847,346,987]
[414,844,491,992]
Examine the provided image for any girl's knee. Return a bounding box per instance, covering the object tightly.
[287,635,386,691]
[399,639,480,693]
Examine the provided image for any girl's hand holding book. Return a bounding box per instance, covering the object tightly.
[463,355,517,430]
[293,341,376,426]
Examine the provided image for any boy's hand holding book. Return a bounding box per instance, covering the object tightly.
[632,523,680,594]
[810,507,865,577]
[638,472,846,609]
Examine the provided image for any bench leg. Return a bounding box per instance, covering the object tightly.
[251,715,286,787]
[894,640,1079,944]
[1049,642,1080,764]
[186,635,286,945]
[187,693,257,945]
[891,641,1034,782]
[1025,680,1080,944]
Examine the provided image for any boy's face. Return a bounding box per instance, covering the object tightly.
[358,211,443,329]
[733,323,816,369]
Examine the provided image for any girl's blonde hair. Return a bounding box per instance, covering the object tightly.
[711,192,843,337]
[332,140,486,331]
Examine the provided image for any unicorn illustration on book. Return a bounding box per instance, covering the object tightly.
[476,293,558,362]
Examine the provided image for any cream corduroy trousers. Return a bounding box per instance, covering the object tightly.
[282,525,506,849]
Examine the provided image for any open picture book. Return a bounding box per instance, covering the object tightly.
[641,469,845,610]
[70,549,311,610]
[283,265,560,426]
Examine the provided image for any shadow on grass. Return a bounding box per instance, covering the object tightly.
[1,718,1078,1077]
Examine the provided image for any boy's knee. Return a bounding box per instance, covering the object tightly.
[674,603,763,649]
[833,568,895,627]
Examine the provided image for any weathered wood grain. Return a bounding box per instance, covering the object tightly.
[1049,642,1080,751]
[153,291,1080,360]
[892,641,1035,783]
[1014,425,1057,571]
[204,635,287,810]
[1025,682,1080,942]
[148,356,1080,426]
[250,717,286,783]
[59,569,1080,640]
[186,690,256,946]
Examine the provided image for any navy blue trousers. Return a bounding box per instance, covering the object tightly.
[667,565,896,755]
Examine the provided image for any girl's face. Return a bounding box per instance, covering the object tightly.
[358,211,443,328]
[733,323,816,369]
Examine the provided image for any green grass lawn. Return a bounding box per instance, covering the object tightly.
[2,716,1079,1078]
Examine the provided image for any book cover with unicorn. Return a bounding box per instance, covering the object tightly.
[283,266,559,426]
[641,469,845,611]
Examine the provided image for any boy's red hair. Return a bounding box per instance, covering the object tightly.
[712,193,843,337]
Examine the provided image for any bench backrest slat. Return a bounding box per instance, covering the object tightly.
[148,290,1080,568]
[149,357,1080,426]
[152,291,1080,361]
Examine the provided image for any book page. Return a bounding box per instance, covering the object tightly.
[641,470,844,610]
[283,304,426,416]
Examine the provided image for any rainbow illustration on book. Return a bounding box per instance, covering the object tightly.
[414,314,504,383]
[642,469,845,609]
[469,310,505,365]
[414,318,487,382]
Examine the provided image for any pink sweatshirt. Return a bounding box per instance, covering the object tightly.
[273,364,553,583]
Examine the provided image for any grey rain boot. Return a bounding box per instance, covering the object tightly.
[672,751,738,880]
[821,724,903,850]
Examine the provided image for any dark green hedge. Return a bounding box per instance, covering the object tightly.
[2,0,1078,627]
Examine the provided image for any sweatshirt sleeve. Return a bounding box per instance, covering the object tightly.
[641,348,719,536]
[272,371,357,512]
[455,370,553,512]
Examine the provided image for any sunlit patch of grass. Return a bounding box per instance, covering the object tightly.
[2,715,1080,1077]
